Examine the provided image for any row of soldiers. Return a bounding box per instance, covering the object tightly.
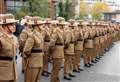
[0,14,120,82]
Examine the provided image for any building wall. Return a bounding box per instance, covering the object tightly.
[0,0,6,14]
[0,0,27,14]
[6,0,27,11]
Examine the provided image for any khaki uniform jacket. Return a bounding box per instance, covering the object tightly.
[94,29,100,45]
[50,27,64,59]
[19,29,32,53]
[23,30,44,68]
[0,33,18,80]
[84,28,94,49]
[64,28,75,55]
[75,27,84,51]
[42,27,51,52]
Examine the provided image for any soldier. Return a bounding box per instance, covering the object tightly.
[76,20,84,71]
[83,21,94,67]
[89,22,98,63]
[93,22,101,62]
[67,19,81,73]
[99,23,106,56]
[64,21,76,80]
[23,17,44,82]
[0,14,18,82]
[42,18,51,77]
[49,17,65,82]
[19,16,33,73]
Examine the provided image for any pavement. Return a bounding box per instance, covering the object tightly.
[17,41,120,82]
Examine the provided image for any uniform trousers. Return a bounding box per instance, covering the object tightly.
[43,52,49,72]
[64,55,74,76]
[51,58,63,82]
[25,66,42,82]
[74,50,82,70]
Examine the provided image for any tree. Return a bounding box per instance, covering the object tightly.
[58,1,64,17]
[58,0,70,20]
[15,0,50,19]
[64,0,70,20]
[79,0,89,19]
[29,0,50,17]
[92,2,110,20]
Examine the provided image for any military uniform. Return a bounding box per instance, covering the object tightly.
[23,18,44,82]
[75,21,84,70]
[73,25,81,72]
[90,23,98,63]
[64,23,75,80]
[50,17,65,82]
[93,24,100,61]
[83,22,94,67]
[0,14,18,82]
[19,27,32,73]
[42,19,51,76]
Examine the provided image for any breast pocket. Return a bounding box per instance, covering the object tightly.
[0,60,11,67]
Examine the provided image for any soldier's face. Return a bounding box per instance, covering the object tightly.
[7,23,16,33]
[59,25,64,29]
[25,24,29,29]
[0,25,4,32]
[45,23,50,27]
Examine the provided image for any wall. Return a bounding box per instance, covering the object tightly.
[0,0,6,14]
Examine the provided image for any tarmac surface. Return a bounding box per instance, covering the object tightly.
[17,41,120,82]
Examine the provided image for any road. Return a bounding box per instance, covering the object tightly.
[17,41,120,82]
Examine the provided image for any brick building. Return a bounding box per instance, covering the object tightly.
[0,0,27,14]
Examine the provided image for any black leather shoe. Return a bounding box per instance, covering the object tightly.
[46,71,51,74]
[92,60,97,63]
[78,68,84,71]
[89,63,94,66]
[85,64,91,67]
[95,58,100,61]
[22,69,24,73]
[64,76,72,80]
[99,56,102,58]
[69,74,76,77]
[42,72,49,77]
[73,70,80,73]
[61,66,64,68]
[96,57,100,59]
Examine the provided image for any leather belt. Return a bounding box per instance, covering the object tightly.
[45,40,50,42]
[77,39,83,41]
[55,43,63,46]
[31,49,43,53]
[0,56,13,61]
[70,42,74,44]
[88,38,92,39]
